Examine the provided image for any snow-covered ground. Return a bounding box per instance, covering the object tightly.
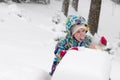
[0,0,120,80]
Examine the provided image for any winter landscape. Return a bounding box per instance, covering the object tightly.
[0,0,120,80]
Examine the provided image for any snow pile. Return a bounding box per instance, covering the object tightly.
[52,47,113,80]
[0,66,51,80]
[110,60,120,80]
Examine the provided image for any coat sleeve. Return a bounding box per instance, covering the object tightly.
[54,38,69,62]
[84,35,92,48]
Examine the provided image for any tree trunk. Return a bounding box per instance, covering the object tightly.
[47,0,50,4]
[88,0,102,35]
[72,0,79,11]
[62,0,70,17]
[0,0,4,2]
[112,0,120,4]
[12,0,21,3]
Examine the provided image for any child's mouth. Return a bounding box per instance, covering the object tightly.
[80,36,85,40]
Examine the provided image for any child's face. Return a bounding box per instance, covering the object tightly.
[73,28,86,42]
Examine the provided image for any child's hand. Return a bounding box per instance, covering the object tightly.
[90,43,96,49]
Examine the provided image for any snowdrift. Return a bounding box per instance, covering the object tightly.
[0,66,51,80]
[52,47,112,80]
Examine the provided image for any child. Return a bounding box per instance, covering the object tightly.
[49,15,107,76]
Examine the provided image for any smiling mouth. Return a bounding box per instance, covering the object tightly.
[77,37,85,42]
[80,36,85,40]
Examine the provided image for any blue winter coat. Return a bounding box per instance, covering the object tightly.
[54,34,92,63]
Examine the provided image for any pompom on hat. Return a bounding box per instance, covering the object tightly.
[66,15,89,35]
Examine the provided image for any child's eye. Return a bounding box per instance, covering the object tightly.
[82,29,86,32]
[82,29,85,32]
[77,30,80,33]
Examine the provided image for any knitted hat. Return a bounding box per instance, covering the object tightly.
[66,15,89,34]
[71,25,87,35]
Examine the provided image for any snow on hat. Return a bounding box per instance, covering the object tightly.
[66,15,89,34]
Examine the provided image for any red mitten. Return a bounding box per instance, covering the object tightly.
[101,36,107,46]
[60,50,67,58]
[70,47,79,51]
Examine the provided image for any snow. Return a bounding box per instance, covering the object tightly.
[52,47,112,80]
[0,0,120,80]
[0,65,51,80]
